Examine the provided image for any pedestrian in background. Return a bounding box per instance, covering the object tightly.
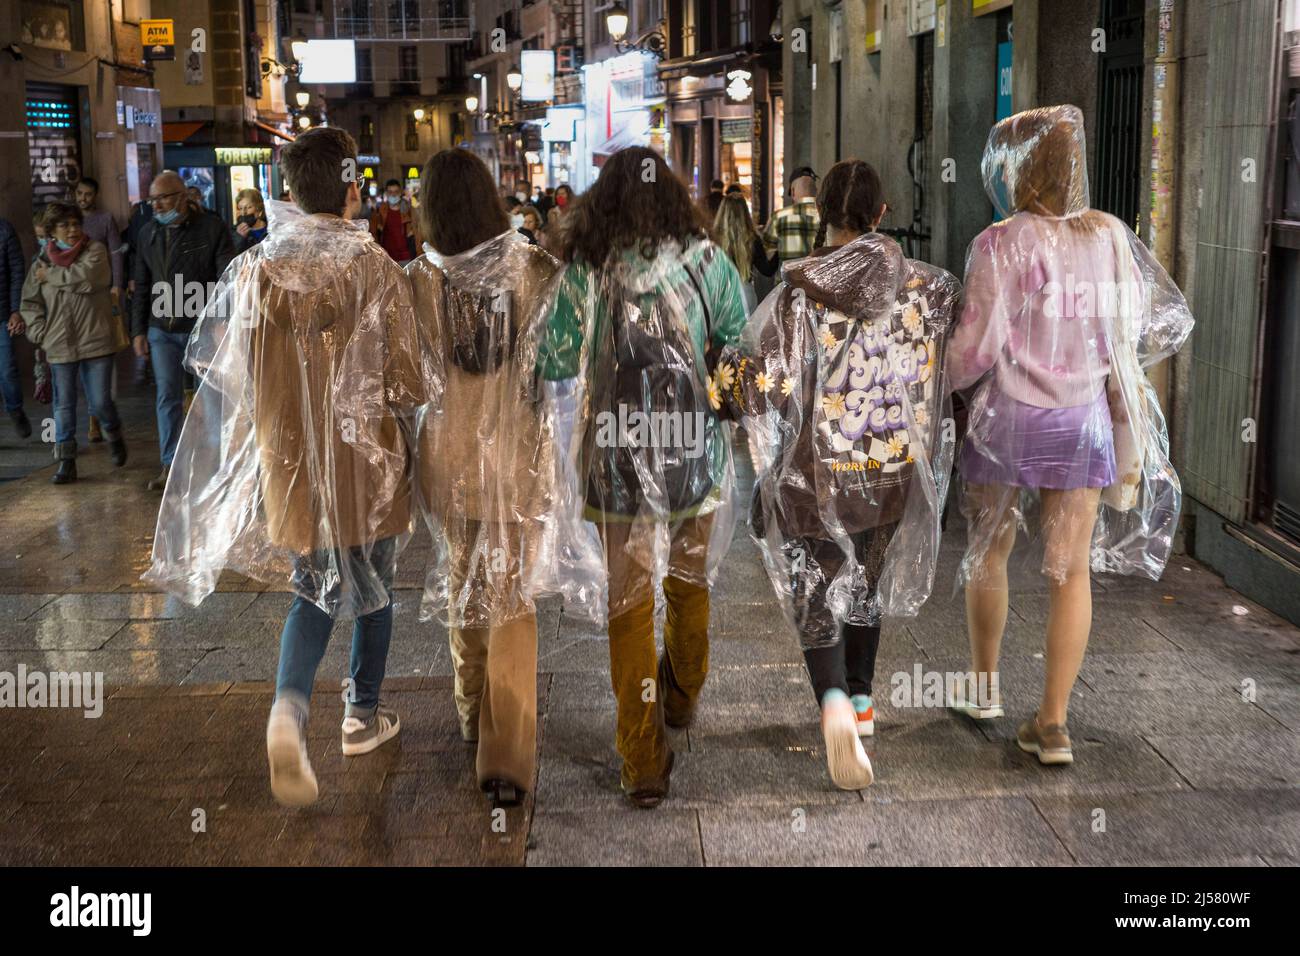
[370,178,414,263]
[409,147,561,808]
[763,166,821,264]
[74,176,126,444]
[20,202,128,483]
[0,215,29,438]
[538,146,747,808]
[232,187,269,253]
[518,204,543,245]
[712,192,776,313]
[130,170,235,491]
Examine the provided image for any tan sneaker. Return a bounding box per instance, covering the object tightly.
[1016,715,1073,765]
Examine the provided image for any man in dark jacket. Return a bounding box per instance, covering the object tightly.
[0,217,30,437]
[131,170,235,489]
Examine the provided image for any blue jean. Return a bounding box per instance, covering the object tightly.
[0,322,22,413]
[275,537,398,713]
[52,356,120,444]
[148,326,190,466]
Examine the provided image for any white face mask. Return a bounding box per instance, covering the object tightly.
[386,194,401,206]
[515,191,528,202]
[510,213,525,229]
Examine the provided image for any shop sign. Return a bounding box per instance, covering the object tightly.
[726,69,753,102]
[215,146,273,166]
[141,19,175,61]
[720,118,751,145]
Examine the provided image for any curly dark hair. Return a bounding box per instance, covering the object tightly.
[813,159,886,249]
[557,147,706,265]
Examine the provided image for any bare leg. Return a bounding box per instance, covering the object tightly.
[963,483,1019,696]
[1037,487,1102,726]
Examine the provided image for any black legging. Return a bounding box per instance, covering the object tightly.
[803,622,881,704]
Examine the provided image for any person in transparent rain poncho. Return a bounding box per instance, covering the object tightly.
[143,128,437,807]
[407,148,571,809]
[537,147,747,808]
[946,106,1193,765]
[715,160,960,790]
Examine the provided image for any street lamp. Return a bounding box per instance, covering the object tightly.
[290,30,309,64]
[506,65,523,92]
[465,94,479,113]
[606,2,630,42]
[297,114,311,129]
[294,90,310,109]
[413,107,426,122]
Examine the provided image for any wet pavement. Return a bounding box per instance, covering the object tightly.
[1,380,1298,866]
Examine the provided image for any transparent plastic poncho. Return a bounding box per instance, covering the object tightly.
[715,233,960,648]
[537,238,746,622]
[144,200,438,617]
[948,105,1194,589]
[409,229,597,629]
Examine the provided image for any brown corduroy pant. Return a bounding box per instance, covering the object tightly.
[600,516,713,790]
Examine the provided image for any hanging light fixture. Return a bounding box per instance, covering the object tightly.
[606,2,630,42]
[294,90,310,108]
[465,94,479,112]
[413,107,426,122]
[506,65,523,92]
[290,29,309,63]
[297,114,311,129]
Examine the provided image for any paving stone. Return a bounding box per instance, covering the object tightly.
[0,648,205,686]
[699,796,1073,866]
[0,618,126,651]
[35,591,258,622]
[1031,789,1300,865]
[528,809,704,866]
[1145,732,1300,791]
[0,594,59,620]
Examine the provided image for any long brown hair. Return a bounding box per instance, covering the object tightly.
[713,194,757,282]
[417,148,511,256]
[557,146,706,265]
[813,160,886,249]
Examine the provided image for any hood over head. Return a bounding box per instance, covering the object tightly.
[981,104,1089,219]
[781,231,906,321]
[258,199,376,293]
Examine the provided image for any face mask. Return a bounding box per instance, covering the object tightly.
[238,214,258,227]
[556,194,568,208]
[510,214,525,229]
[155,208,179,225]
[515,191,527,202]
[37,237,48,249]
[55,238,74,250]
[386,195,401,207]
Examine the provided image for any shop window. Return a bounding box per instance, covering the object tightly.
[405,113,419,152]
[359,115,375,154]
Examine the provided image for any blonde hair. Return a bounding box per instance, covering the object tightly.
[713,194,756,282]
[235,188,266,218]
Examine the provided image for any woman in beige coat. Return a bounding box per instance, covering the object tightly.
[21,202,128,483]
[407,148,561,808]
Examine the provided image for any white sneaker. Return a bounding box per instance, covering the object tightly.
[821,691,874,790]
[340,701,401,756]
[947,685,1004,720]
[266,700,319,807]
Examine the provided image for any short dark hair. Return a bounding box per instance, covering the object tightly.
[416,148,510,256]
[278,127,358,215]
[43,201,83,232]
[384,178,402,190]
[710,179,724,191]
[77,176,99,193]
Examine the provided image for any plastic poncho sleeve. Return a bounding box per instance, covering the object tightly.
[946,227,1020,392]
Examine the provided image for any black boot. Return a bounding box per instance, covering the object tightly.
[51,441,77,485]
[105,428,127,467]
[9,408,31,439]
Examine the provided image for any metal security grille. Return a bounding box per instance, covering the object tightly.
[1095,0,1144,229]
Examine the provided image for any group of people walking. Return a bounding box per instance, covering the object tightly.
[138,103,1192,811]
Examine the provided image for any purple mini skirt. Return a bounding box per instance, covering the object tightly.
[961,388,1116,490]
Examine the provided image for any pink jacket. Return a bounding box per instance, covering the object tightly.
[947,211,1141,409]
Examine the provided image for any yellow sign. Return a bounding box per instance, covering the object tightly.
[141,19,175,61]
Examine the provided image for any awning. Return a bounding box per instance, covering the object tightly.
[162,121,206,144]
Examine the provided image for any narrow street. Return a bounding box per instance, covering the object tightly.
[1,385,1297,866]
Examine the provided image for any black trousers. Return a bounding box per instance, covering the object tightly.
[803,622,881,704]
